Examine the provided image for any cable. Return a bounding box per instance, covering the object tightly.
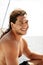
[0,0,11,38]
[1,0,11,29]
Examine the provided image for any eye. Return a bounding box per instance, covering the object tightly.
[19,21,23,24]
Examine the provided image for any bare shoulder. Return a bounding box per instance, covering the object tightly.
[0,40,4,56]
[0,39,6,52]
[0,37,8,48]
[0,31,11,46]
[0,42,2,50]
[0,34,10,53]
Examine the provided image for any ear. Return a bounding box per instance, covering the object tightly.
[11,22,16,30]
[11,22,14,28]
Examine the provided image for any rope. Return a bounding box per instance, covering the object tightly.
[1,0,11,31]
[0,0,11,38]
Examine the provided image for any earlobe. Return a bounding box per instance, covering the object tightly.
[11,22,14,28]
[11,22,13,26]
[11,22,15,29]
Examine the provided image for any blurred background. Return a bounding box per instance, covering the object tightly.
[0,0,43,64]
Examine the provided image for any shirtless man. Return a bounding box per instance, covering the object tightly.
[0,9,43,65]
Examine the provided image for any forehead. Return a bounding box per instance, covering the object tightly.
[17,15,27,20]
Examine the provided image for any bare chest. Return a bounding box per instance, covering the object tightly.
[4,40,24,57]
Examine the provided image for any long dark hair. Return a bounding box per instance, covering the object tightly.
[0,9,27,39]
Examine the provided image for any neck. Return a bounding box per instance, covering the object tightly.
[9,30,22,41]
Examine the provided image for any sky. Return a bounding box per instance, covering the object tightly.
[0,0,43,36]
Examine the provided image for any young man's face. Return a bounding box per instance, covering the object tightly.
[11,15,29,35]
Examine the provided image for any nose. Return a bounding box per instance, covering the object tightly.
[22,21,29,29]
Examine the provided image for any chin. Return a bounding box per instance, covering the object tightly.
[20,31,27,35]
[17,30,27,35]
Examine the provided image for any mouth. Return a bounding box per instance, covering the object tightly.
[21,28,27,31]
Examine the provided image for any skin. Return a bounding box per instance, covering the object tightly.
[0,15,43,65]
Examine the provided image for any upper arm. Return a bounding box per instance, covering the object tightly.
[0,43,5,65]
[4,45,19,65]
[23,39,43,60]
[23,39,32,58]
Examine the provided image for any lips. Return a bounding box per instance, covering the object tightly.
[21,28,27,31]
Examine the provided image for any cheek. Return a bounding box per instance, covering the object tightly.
[14,25,22,30]
[22,23,29,28]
